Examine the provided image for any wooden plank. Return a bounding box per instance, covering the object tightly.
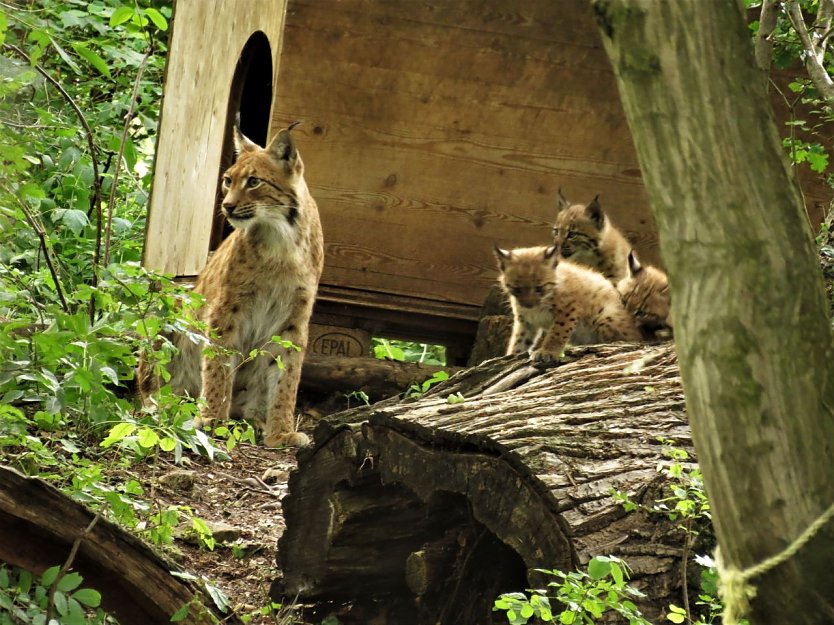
[144,0,288,276]
[308,323,371,358]
[272,0,832,318]
[273,0,659,312]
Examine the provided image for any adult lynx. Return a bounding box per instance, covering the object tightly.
[139,121,323,447]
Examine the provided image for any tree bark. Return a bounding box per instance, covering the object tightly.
[276,344,699,625]
[301,353,460,399]
[592,1,834,622]
[0,466,235,625]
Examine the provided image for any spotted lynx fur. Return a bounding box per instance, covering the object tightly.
[495,245,640,361]
[551,190,631,283]
[617,250,672,340]
[138,122,323,447]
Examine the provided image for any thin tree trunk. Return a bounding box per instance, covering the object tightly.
[592,1,834,622]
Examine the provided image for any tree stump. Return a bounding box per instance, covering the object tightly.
[276,342,697,624]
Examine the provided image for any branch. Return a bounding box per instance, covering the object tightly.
[2,43,105,310]
[754,0,781,78]
[45,509,104,623]
[1,182,69,312]
[815,0,834,56]
[104,46,153,266]
[785,0,834,103]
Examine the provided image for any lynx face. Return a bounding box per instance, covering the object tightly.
[219,123,304,242]
[494,245,558,309]
[551,196,605,264]
[551,190,631,283]
[617,251,672,337]
[494,244,640,361]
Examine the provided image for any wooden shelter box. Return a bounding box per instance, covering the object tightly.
[144,0,831,365]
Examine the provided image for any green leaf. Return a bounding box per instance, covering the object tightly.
[666,612,686,623]
[53,208,90,235]
[49,36,81,74]
[587,557,612,580]
[100,366,120,386]
[159,437,177,452]
[71,44,112,78]
[53,589,68,615]
[57,572,83,592]
[610,562,625,586]
[65,597,86,625]
[0,11,6,46]
[137,427,160,448]
[808,151,829,173]
[101,422,137,447]
[110,6,135,26]
[71,587,101,608]
[204,581,230,613]
[17,569,31,595]
[40,565,60,587]
[170,603,190,622]
[122,137,138,171]
[144,8,169,31]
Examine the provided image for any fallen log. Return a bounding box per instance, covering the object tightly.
[0,466,238,625]
[300,353,461,399]
[276,342,697,625]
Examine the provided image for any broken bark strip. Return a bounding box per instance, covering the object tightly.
[300,353,461,399]
[0,466,238,625]
[277,342,695,625]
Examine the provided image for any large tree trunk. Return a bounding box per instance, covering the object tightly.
[276,343,698,625]
[592,2,834,622]
[0,466,235,625]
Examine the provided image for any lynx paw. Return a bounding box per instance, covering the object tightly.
[192,414,213,431]
[263,430,311,448]
[530,349,560,364]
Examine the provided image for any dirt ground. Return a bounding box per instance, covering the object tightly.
[129,440,304,624]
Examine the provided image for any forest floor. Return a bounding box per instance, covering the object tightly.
[127,439,303,624]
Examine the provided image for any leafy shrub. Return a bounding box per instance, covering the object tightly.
[494,556,651,625]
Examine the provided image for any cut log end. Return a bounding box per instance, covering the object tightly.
[277,344,695,624]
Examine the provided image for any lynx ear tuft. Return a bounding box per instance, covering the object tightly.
[628,250,643,276]
[494,245,512,269]
[233,113,260,155]
[543,245,560,267]
[585,195,605,229]
[267,124,300,172]
[556,188,570,211]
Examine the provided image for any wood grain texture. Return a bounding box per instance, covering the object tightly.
[144,0,287,275]
[273,0,656,312]
[146,0,832,344]
[277,343,698,624]
[271,0,831,316]
[0,466,233,625]
[301,352,459,398]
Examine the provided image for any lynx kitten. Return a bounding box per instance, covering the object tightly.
[551,190,631,283]
[138,121,323,447]
[617,251,672,340]
[495,245,640,361]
